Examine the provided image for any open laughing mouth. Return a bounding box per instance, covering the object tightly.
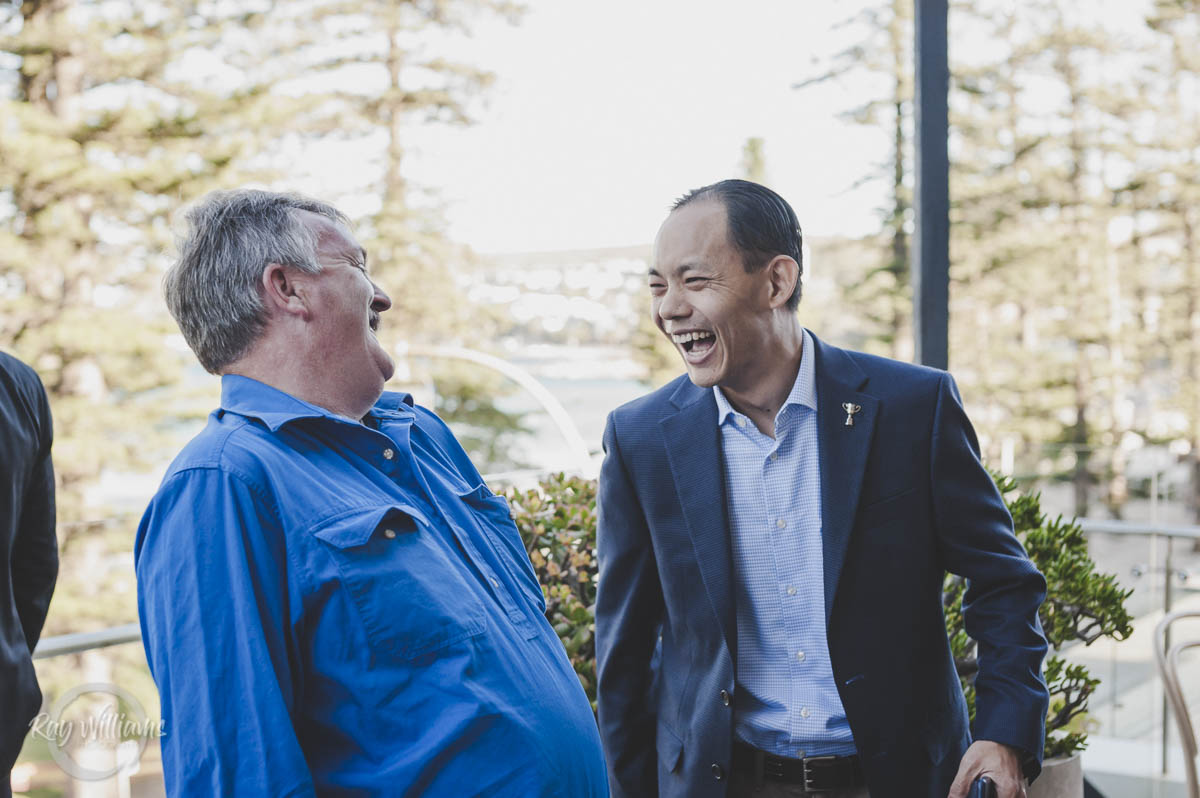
[368,311,380,333]
[671,330,715,362]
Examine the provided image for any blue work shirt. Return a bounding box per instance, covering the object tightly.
[714,329,855,758]
[135,375,608,797]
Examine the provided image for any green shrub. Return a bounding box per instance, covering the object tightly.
[503,473,599,707]
[944,473,1133,759]
[508,471,1133,760]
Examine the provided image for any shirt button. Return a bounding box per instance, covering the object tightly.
[776,518,786,529]
[720,689,731,706]
[711,764,724,781]
[770,452,779,461]
[797,749,807,759]
[736,417,747,428]
[490,577,500,587]
[382,448,395,460]
[796,650,806,662]
[786,586,797,596]
[800,707,811,719]
[383,529,397,540]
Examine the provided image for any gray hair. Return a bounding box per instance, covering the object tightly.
[164,189,349,374]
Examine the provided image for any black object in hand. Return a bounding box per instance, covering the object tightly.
[968,776,997,798]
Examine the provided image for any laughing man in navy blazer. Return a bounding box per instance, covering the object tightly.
[594,180,1048,798]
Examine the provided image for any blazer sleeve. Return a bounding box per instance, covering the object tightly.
[595,412,665,798]
[11,367,57,652]
[929,373,1049,777]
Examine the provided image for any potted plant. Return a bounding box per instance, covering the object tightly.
[507,471,1134,797]
[944,474,1134,797]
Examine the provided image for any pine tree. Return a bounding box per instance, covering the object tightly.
[808,0,1181,518]
[946,0,1156,517]
[230,0,519,344]
[793,0,913,360]
[741,137,768,185]
[0,0,306,753]
[236,0,526,471]
[1144,0,1200,523]
[2,0,527,747]
[949,0,1062,472]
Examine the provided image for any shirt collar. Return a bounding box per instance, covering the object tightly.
[219,374,414,432]
[714,328,817,426]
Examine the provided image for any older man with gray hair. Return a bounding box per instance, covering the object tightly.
[136,189,608,797]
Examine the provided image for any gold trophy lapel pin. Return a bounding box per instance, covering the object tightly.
[841,402,862,427]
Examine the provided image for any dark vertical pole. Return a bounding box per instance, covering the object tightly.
[913,0,949,370]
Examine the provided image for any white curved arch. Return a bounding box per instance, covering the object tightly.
[397,343,595,477]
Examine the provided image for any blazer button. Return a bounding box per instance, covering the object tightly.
[711,763,724,781]
[720,689,731,706]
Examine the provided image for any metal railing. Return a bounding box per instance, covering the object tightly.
[1078,517,1200,625]
[1079,519,1200,538]
[29,513,1200,791]
[1074,518,1200,778]
[31,465,586,660]
[33,623,141,660]
[33,516,1200,661]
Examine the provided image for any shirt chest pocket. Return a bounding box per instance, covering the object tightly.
[311,505,486,662]
[457,485,546,616]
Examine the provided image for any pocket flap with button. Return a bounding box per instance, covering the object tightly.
[308,503,485,662]
[458,484,546,613]
[657,720,684,773]
[457,483,512,517]
[312,504,428,549]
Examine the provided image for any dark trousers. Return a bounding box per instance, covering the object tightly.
[729,770,871,798]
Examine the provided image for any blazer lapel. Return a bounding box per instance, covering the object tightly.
[812,335,878,624]
[660,382,736,655]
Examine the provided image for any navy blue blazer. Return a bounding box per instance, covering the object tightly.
[594,334,1048,798]
[1,352,57,786]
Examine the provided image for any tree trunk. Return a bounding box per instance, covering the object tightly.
[888,0,910,362]
[384,7,408,211]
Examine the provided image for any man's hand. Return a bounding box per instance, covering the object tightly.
[947,740,1027,798]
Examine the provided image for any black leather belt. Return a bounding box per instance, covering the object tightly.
[732,742,866,792]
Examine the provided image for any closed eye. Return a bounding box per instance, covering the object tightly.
[684,276,708,286]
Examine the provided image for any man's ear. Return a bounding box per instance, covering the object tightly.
[261,263,311,320]
[765,255,800,310]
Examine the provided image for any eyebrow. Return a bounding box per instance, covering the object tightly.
[647,262,702,278]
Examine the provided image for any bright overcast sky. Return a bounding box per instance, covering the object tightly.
[298,0,1149,255]
[393,0,885,254]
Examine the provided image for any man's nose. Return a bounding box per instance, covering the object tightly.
[370,281,392,312]
[656,285,689,320]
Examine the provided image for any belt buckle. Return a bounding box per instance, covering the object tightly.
[802,754,837,792]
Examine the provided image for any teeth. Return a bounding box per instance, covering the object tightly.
[672,331,714,344]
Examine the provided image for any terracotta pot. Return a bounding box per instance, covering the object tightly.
[1027,753,1083,798]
